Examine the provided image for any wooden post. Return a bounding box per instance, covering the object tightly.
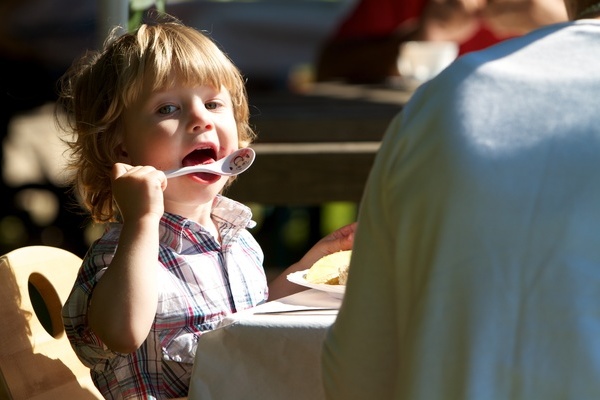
[97,0,129,47]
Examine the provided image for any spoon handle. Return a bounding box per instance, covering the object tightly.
[165,165,230,178]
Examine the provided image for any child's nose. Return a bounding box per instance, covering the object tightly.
[189,102,213,132]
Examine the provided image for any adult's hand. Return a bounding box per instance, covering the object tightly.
[418,0,488,42]
[483,0,568,37]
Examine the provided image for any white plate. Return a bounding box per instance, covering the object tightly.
[287,270,345,299]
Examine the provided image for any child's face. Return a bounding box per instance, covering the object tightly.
[119,82,239,207]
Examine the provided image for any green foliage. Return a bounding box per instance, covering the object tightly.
[128,0,166,31]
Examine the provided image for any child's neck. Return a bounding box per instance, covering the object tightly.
[204,217,221,244]
[189,208,221,244]
[165,201,220,242]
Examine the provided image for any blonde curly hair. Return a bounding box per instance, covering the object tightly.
[56,17,255,223]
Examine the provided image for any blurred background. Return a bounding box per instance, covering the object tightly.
[0,0,360,271]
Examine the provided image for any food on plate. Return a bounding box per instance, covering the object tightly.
[338,262,349,285]
[305,250,352,285]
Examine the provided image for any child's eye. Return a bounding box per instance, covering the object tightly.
[205,101,220,110]
[158,104,178,114]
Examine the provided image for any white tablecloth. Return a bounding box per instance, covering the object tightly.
[188,289,341,400]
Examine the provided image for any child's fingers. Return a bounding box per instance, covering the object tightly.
[111,163,168,191]
[112,162,133,180]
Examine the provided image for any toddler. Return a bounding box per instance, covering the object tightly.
[58,16,354,399]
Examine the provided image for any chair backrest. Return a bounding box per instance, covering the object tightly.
[0,246,102,399]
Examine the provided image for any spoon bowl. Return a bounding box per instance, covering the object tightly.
[165,147,255,178]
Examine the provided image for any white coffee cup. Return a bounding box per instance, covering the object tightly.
[397,41,459,86]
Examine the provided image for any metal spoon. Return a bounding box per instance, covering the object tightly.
[165,147,255,178]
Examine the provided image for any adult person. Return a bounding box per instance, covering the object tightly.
[322,0,600,398]
[315,0,567,83]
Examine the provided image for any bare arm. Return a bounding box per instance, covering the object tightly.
[483,0,568,37]
[268,222,356,300]
[88,163,166,353]
[414,0,487,42]
[413,0,567,44]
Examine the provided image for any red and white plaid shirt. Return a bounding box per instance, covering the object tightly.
[62,195,268,399]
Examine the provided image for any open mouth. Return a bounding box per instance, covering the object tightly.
[181,147,217,168]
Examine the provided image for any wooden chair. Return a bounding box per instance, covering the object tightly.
[0,246,102,399]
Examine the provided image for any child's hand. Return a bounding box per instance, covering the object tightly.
[111,163,167,223]
[297,222,356,271]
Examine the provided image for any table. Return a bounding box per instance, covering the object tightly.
[188,289,342,400]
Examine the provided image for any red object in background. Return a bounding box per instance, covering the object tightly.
[331,0,507,55]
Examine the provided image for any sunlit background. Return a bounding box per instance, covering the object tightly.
[0,0,359,272]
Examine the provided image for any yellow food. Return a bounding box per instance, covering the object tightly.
[338,263,349,285]
[305,250,352,285]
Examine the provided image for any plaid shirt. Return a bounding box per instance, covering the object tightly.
[62,195,268,399]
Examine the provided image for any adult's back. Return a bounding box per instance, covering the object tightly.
[323,19,600,400]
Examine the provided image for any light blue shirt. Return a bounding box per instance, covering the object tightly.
[323,20,600,399]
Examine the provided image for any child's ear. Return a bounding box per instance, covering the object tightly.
[114,142,130,162]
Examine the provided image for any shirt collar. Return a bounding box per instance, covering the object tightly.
[159,195,256,252]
